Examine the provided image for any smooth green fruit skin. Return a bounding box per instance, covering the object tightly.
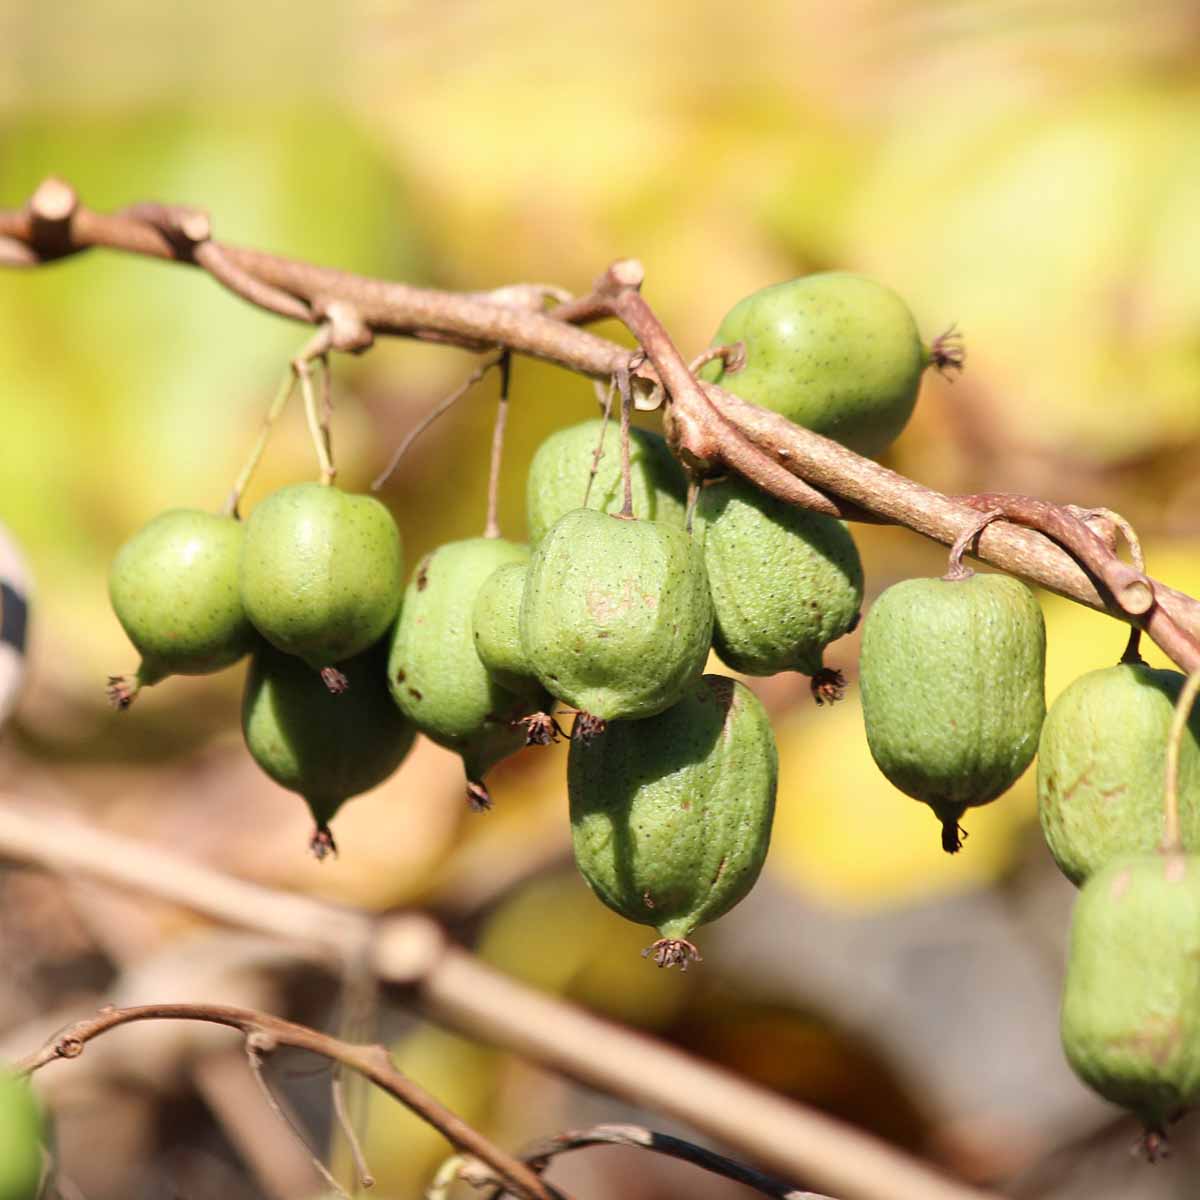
[859,574,1046,833]
[0,1071,41,1200]
[1062,853,1200,1131]
[243,640,415,827]
[521,509,714,721]
[240,483,403,670]
[694,476,863,676]
[701,272,926,458]
[569,674,777,941]
[472,562,540,697]
[526,419,687,545]
[1040,663,1200,886]
[388,538,539,779]
[109,509,255,680]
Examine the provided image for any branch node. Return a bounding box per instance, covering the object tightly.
[30,177,78,224]
[317,300,374,353]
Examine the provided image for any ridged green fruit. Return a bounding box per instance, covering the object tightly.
[108,509,256,707]
[521,508,713,722]
[240,483,403,684]
[569,674,777,968]
[526,419,687,545]
[694,476,863,688]
[388,538,544,808]
[700,272,930,457]
[1040,663,1200,886]
[1061,852,1200,1152]
[242,640,415,855]
[471,562,538,697]
[0,1069,42,1200]
[859,573,1046,852]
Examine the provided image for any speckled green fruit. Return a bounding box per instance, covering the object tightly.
[240,483,403,674]
[388,538,544,806]
[700,273,927,457]
[108,509,255,698]
[526,419,687,545]
[569,674,777,967]
[242,640,415,854]
[0,1070,41,1200]
[1040,663,1200,886]
[472,561,539,697]
[859,573,1046,852]
[521,508,713,721]
[1062,853,1200,1145]
[694,475,863,678]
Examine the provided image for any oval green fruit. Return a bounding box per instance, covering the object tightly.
[388,538,545,808]
[240,483,403,682]
[242,640,415,855]
[0,1069,41,1200]
[1040,662,1200,886]
[569,674,777,968]
[108,508,256,706]
[521,508,713,722]
[526,418,687,545]
[701,272,928,457]
[694,475,863,686]
[471,561,538,697]
[859,573,1046,852]
[1061,852,1200,1152]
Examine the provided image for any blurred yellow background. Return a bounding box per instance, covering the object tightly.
[3,3,1200,1197]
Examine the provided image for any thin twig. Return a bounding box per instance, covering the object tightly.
[472,1123,837,1200]
[295,329,337,485]
[333,1069,376,1190]
[19,1003,559,1200]
[1163,667,1200,854]
[244,1034,348,1198]
[582,376,615,509]
[616,361,634,519]
[484,352,512,539]
[223,366,299,517]
[371,352,504,491]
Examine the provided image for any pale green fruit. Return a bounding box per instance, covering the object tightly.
[569,674,777,968]
[694,475,863,683]
[1062,853,1200,1150]
[240,483,403,680]
[108,508,255,706]
[859,573,1046,852]
[521,508,713,722]
[1040,662,1200,886]
[701,272,931,457]
[242,640,415,855]
[471,561,540,698]
[526,419,686,545]
[388,538,545,807]
[0,1070,42,1200]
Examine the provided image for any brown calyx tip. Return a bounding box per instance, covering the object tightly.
[309,824,338,861]
[940,816,968,855]
[929,324,966,378]
[642,938,703,972]
[572,712,607,742]
[466,779,493,813]
[1137,1127,1170,1163]
[810,667,846,707]
[518,712,565,746]
[106,674,140,711]
[320,666,349,694]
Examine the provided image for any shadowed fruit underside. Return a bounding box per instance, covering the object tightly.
[568,675,777,965]
[859,573,1046,851]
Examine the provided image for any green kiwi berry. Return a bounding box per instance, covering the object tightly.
[108,508,256,708]
[0,1069,41,1200]
[859,572,1046,852]
[569,674,777,968]
[240,483,403,689]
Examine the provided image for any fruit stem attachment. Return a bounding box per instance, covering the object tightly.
[1162,666,1200,855]
[616,360,635,519]
[484,352,512,539]
[372,351,505,492]
[944,508,1004,581]
[582,377,616,510]
[296,335,337,485]
[222,365,298,518]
